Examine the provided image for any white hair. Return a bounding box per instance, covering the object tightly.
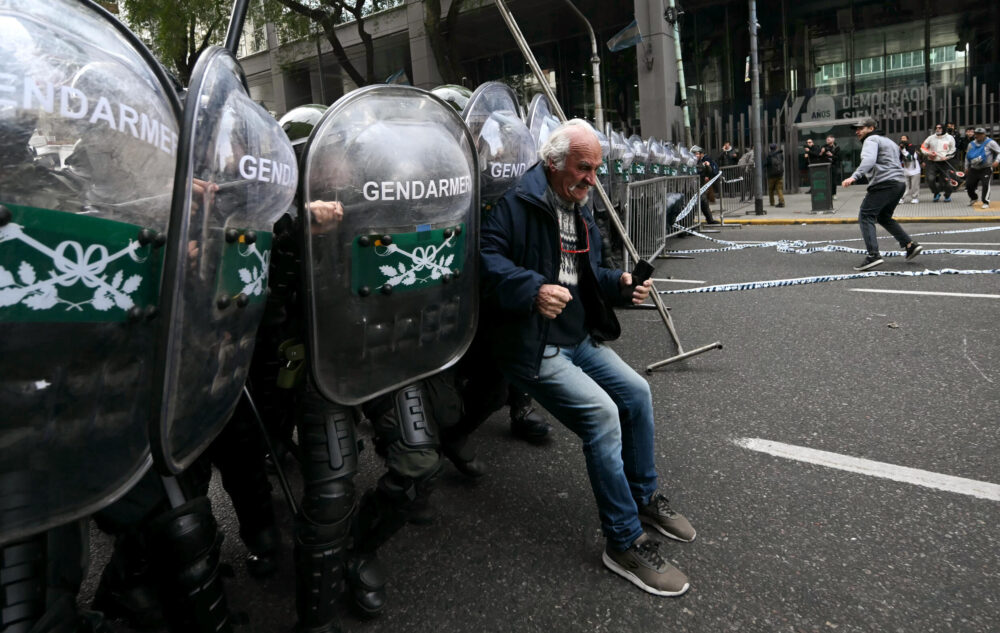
[538,118,599,170]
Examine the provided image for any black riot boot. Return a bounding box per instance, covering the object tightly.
[145,497,232,633]
[507,389,551,442]
[92,531,164,630]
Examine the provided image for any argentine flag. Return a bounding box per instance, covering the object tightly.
[606,19,642,52]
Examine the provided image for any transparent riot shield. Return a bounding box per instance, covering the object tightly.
[628,134,649,181]
[0,0,180,544]
[149,46,297,474]
[301,86,479,406]
[464,82,537,204]
[609,130,633,208]
[648,138,667,177]
[526,93,560,150]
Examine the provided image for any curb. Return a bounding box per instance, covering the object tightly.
[722,216,1000,225]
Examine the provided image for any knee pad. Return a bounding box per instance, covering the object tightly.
[364,382,438,451]
[296,390,358,532]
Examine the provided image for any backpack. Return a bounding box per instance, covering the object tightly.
[766,151,784,177]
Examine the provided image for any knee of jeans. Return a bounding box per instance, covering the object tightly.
[581,400,623,448]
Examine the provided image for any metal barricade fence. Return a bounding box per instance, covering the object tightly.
[717,163,756,217]
[622,174,700,271]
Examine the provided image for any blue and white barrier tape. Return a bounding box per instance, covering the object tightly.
[658,268,1000,295]
[664,225,1000,257]
[672,172,721,225]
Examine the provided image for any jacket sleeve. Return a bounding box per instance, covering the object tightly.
[851,137,878,181]
[480,197,547,316]
[990,140,1000,165]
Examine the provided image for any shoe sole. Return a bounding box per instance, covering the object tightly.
[640,516,697,542]
[854,259,884,271]
[601,552,690,597]
[905,246,923,261]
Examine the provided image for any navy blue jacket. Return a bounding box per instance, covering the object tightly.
[480,162,627,379]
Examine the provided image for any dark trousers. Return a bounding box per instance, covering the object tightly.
[858,181,911,256]
[965,167,992,203]
[925,161,953,196]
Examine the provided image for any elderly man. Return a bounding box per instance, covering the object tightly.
[480,119,695,597]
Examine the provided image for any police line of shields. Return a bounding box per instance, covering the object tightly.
[1,0,305,628]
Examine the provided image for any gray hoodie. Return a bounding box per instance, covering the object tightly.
[851,131,904,187]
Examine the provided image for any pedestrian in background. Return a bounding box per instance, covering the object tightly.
[899,134,921,204]
[765,142,785,208]
[692,145,720,224]
[920,123,956,202]
[964,127,1000,210]
[842,117,923,271]
[717,141,739,167]
[956,127,975,165]
[819,134,841,199]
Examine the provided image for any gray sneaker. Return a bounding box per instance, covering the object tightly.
[602,533,690,597]
[638,493,696,542]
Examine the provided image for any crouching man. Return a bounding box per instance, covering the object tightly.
[480,119,696,596]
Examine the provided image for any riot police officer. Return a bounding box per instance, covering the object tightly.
[266,90,479,632]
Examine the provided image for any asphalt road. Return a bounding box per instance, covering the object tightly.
[82,222,1000,633]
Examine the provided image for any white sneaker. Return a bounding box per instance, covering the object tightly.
[983,203,990,209]
[899,199,904,204]
[911,199,919,204]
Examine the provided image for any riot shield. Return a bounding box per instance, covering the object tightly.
[628,134,649,181]
[647,138,666,177]
[149,46,297,474]
[526,93,560,149]
[463,82,537,204]
[0,0,180,544]
[301,85,479,406]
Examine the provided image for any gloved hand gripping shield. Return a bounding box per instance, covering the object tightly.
[0,0,179,543]
[149,46,297,474]
[463,82,536,205]
[301,85,479,406]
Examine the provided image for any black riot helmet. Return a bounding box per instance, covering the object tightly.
[279,104,328,160]
[431,84,473,113]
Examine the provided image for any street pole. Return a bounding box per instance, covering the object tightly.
[748,0,765,214]
[563,0,603,129]
[668,0,693,146]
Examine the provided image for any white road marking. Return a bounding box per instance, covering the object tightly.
[849,288,1000,299]
[919,242,1000,246]
[963,336,994,383]
[734,437,1000,502]
[652,278,705,284]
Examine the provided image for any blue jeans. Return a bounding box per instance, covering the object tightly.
[504,336,657,552]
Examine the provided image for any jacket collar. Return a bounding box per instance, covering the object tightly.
[515,161,554,211]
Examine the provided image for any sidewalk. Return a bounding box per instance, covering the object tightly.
[719,186,1000,224]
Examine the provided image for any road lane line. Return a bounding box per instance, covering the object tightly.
[734,437,1000,501]
[849,289,1000,299]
